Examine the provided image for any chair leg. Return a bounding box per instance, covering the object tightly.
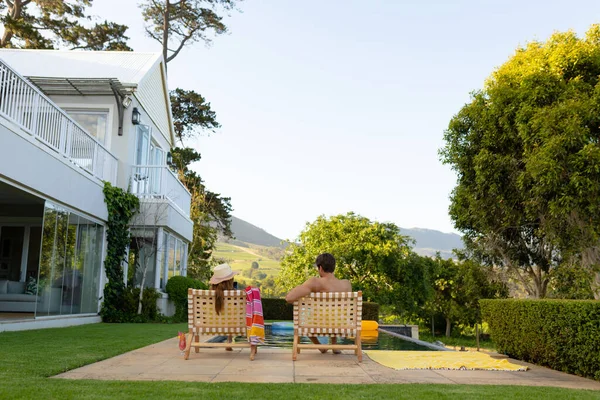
[292,333,299,361]
[356,335,362,362]
[194,334,200,353]
[184,333,193,360]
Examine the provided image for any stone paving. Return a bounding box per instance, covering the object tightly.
[53,337,600,389]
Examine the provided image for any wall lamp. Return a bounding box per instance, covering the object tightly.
[132,107,141,125]
[122,96,132,109]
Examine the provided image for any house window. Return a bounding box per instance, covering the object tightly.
[66,110,109,145]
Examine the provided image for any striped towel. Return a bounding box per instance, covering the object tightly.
[245,286,265,345]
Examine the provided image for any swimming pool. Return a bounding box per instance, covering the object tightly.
[225,329,434,351]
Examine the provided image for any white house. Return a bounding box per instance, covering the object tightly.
[0,50,192,331]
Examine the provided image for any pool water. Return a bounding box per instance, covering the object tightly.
[230,330,434,351]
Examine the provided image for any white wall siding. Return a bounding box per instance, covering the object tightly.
[135,65,173,147]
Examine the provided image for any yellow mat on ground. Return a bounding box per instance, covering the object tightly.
[364,350,527,371]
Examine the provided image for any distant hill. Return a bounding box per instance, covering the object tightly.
[226,216,463,258]
[400,227,464,258]
[227,216,286,248]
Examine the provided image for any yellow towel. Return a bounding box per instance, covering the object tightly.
[364,350,527,371]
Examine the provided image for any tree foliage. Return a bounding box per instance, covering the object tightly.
[0,0,131,50]
[140,0,237,67]
[277,212,413,303]
[169,147,232,280]
[423,257,508,337]
[440,25,600,298]
[170,88,220,143]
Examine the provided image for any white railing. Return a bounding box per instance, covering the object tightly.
[130,165,191,217]
[0,60,118,184]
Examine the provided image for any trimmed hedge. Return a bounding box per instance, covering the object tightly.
[363,302,379,321]
[262,298,379,322]
[262,298,293,320]
[481,299,600,381]
[166,276,207,322]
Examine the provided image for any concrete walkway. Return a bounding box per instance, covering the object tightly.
[54,337,600,390]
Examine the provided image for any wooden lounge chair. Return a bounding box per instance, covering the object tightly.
[292,291,362,361]
[184,288,256,360]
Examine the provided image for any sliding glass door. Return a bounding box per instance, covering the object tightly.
[36,202,104,317]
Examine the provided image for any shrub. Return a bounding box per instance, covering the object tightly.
[481,299,600,381]
[362,302,379,321]
[262,298,293,320]
[122,287,161,322]
[166,276,207,322]
[261,298,379,322]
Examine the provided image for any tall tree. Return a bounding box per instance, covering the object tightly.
[0,0,131,50]
[440,26,600,298]
[277,212,413,303]
[140,0,237,71]
[170,88,220,143]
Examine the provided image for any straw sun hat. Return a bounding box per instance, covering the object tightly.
[209,263,239,285]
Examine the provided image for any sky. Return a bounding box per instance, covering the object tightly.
[92,0,600,241]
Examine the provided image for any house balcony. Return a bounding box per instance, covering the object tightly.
[0,59,118,185]
[130,165,193,242]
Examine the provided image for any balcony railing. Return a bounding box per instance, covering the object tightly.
[0,60,118,184]
[130,165,191,217]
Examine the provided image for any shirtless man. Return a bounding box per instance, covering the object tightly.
[285,253,352,354]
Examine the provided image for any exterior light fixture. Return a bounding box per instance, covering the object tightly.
[132,107,141,125]
[122,96,132,109]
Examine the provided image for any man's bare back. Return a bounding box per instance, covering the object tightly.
[285,253,352,303]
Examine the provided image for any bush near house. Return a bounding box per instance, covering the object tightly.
[481,299,600,381]
[122,287,161,322]
[166,276,207,322]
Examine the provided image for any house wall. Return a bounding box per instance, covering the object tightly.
[49,95,173,192]
[0,119,108,221]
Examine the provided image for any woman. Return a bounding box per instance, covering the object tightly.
[209,263,258,358]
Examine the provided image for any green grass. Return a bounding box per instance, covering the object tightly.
[418,332,497,351]
[0,323,599,399]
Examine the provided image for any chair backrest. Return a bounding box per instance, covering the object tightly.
[294,291,362,336]
[187,288,247,335]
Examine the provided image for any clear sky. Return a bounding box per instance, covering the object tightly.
[92,0,600,241]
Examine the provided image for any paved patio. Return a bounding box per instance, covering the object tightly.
[53,337,600,389]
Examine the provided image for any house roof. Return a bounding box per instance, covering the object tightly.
[0,50,175,145]
[0,50,159,85]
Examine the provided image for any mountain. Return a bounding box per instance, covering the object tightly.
[227,216,286,248]
[226,216,463,258]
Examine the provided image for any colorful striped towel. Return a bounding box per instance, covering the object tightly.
[245,286,265,345]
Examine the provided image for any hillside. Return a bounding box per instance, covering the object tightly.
[224,215,463,258]
[227,216,287,248]
[400,227,464,259]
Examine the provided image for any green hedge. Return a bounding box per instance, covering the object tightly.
[481,299,600,381]
[262,298,293,320]
[166,276,207,322]
[262,298,379,322]
[363,302,379,321]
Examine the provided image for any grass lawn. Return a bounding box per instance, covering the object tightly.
[1,323,599,399]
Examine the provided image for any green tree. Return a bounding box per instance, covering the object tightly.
[170,88,220,144]
[169,147,232,281]
[140,0,238,71]
[277,212,413,303]
[440,26,600,298]
[251,261,259,269]
[424,257,508,337]
[0,0,131,50]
